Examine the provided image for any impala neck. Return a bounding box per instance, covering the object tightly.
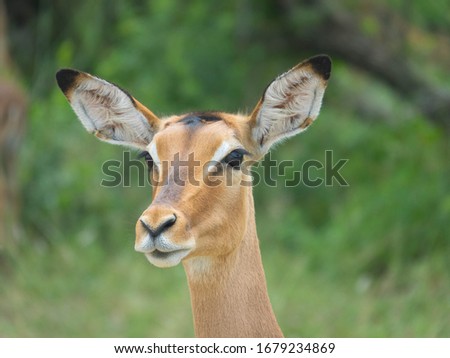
[183,189,283,338]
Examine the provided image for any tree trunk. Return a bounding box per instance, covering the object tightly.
[0,0,27,246]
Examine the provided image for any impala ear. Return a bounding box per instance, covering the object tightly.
[248,55,331,155]
[56,69,161,150]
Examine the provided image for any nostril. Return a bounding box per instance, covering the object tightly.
[140,214,177,238]
[164,214,177,228]
[140,219,153,235]
[158,214,176,235]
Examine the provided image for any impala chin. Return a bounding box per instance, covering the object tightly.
[135,233,195,268]
[145,248,192,268]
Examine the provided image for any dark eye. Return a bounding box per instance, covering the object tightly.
[222,149,247,169]
[138,151,154,169]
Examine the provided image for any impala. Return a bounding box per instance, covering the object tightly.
[56,55,331,337]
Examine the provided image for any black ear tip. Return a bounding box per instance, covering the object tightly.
[56,68,80,94]
[308,55,332,80]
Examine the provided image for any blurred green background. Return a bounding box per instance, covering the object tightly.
[0,0,449,337]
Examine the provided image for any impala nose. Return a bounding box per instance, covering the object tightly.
[135,207,194,265]
[140,214,177,238]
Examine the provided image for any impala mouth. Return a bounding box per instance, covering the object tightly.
[151,248,188,259]
[145,248,191,268]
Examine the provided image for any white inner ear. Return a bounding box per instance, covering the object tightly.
[253,68,325,151]
[70,76,153,149]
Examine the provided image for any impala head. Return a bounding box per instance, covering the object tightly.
[56,55,331,268]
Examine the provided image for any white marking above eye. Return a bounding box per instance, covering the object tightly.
[211,141,232,163]
[148,141,161,166]
[207,141,237,173]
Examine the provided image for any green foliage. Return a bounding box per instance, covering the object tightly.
[2,0,449,337]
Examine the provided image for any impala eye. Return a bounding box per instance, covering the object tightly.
[138,151,154,169]
[222,149,248,169]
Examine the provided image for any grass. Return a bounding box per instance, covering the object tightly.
[1,241,193,337]
[1,235,448,337]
